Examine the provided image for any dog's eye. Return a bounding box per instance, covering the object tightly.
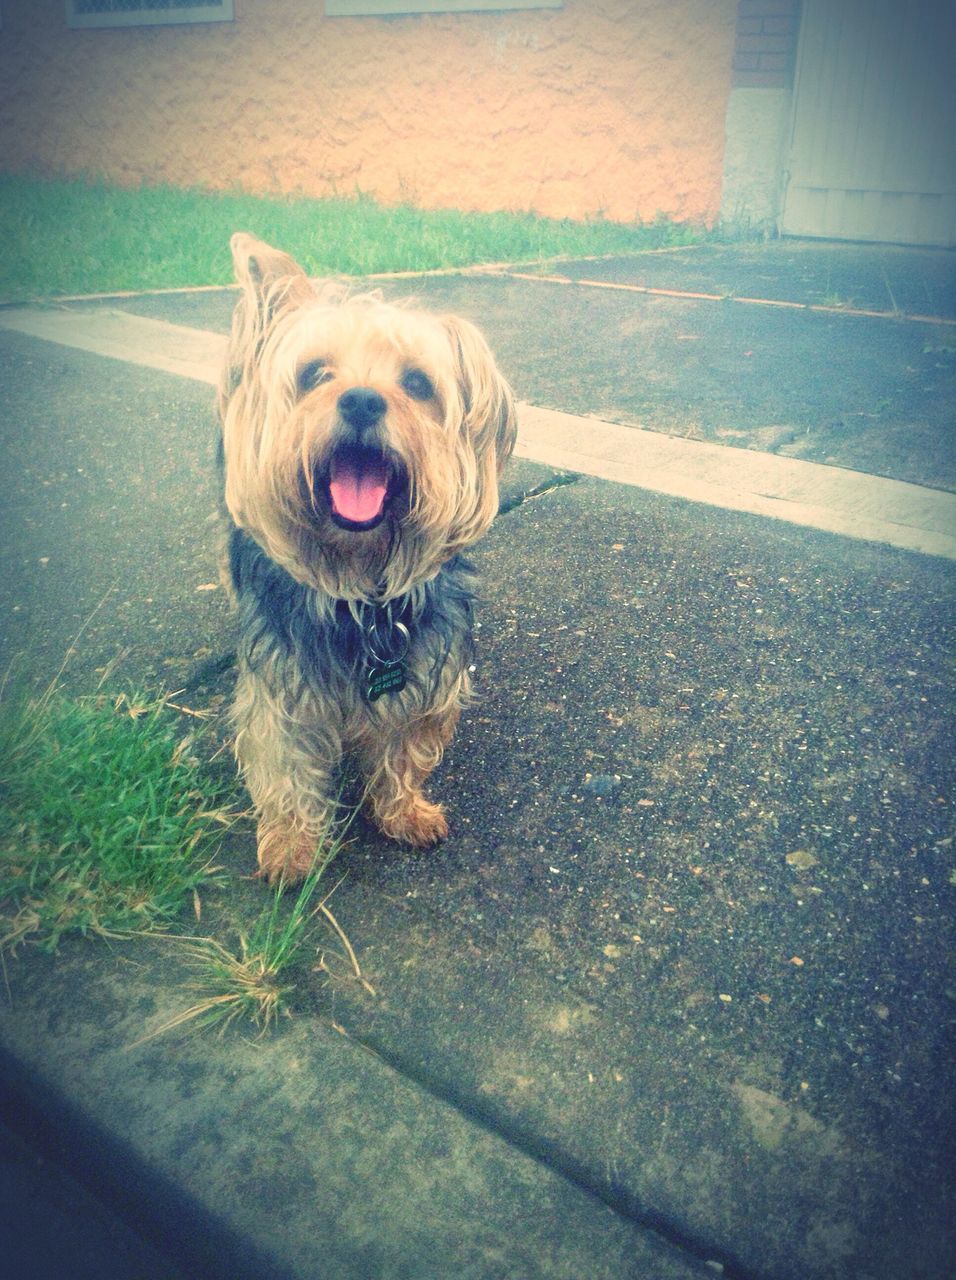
[297,360,333,395]
[400,368,434,401]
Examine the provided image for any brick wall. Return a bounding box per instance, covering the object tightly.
[732,0,801,88]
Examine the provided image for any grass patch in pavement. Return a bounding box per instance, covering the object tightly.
[0,174,702,301]
[0,679,363,1036]
[0,686,235,952]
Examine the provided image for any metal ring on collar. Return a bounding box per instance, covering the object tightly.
[365,614,411,666]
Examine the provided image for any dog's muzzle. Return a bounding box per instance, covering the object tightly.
[317,387,406,532]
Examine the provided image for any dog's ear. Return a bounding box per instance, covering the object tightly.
[230,232,307,293]
[443,315,517,475]
[222,235,316,411]
[230,232,315,322]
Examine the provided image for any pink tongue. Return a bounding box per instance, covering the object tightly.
[329,456,388,524]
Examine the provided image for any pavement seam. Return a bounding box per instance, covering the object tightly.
[0,245,702,307]
[493,270,956,326]
[329,1014,753,1280]
[3,240,951,325]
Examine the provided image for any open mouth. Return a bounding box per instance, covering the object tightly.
[323,444,402,532]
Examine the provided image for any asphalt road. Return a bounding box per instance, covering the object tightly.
[1,244,953,1280]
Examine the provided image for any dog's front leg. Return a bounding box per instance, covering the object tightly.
[357,703,461,847]
[232,668,341,883]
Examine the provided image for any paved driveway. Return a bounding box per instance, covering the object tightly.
[0,242,953,1280]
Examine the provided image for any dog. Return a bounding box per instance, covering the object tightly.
[217,234,517,882]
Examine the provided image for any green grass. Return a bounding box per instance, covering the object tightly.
[0,686,235,952]
[0,676,362,1035]
[0,174,701,302]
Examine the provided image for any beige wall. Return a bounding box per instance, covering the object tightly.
[0,0,737,225]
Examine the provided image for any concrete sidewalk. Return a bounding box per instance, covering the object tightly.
[1,243,954,1279]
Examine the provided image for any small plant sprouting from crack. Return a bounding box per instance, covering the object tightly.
[133,822,371,1043]
[498,471,582,516]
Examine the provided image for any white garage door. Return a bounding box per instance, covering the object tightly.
[781,0,956,246]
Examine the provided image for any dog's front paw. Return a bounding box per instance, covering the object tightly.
[255,818,322,885]
[378,799,449,848]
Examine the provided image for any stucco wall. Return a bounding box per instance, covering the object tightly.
[0,0,737,225]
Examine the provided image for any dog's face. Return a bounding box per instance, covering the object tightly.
[219,233,517,600]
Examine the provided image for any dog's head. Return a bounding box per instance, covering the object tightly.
[219,233,517,600]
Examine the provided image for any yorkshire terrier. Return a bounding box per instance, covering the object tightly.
[217,234,517,882]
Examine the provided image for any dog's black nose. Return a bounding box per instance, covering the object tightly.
[337,387,387,433]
